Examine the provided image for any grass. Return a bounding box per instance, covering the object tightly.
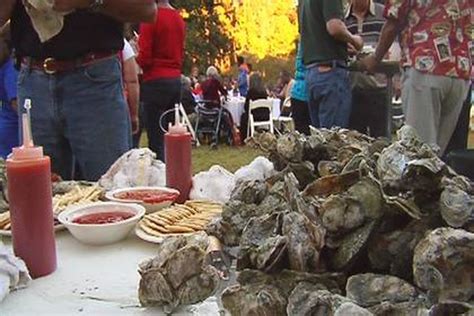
[139,133,263,174]
[192,145,263,174]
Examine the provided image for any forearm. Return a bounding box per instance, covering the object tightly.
[326,19,356,45]
[99,0,156,23]
[0,0,15,27]
[373,19,399,63]
[126,82,139,117]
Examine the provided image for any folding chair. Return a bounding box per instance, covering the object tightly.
[247,99,274,138]
[274,97,294,135]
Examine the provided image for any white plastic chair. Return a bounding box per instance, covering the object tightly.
[248,99,274,138]
[274,97,294,135]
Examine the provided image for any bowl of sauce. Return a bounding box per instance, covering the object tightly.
[105,187,180,213]
[58,202,146,245]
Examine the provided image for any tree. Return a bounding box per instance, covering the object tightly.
[232,0,298,59]
[174,0,236,74]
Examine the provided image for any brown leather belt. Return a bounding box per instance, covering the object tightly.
[22,52,117,75]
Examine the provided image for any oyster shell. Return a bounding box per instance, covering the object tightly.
[0,158,8,212]
[222,269,347,316]
[287,287,353,316]
[238,213,288,272]
[138,233,220,311]
[222,283,287,316]
[318,179,383,235]
[413,228,474,303]
[346,273,419,308]
[230,179,268,205]
[439,185,473,228]
[282,212,325,272]
[276,132,304,163]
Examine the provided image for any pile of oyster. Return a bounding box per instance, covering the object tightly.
[208,126,473,315]
[138,232,220,313]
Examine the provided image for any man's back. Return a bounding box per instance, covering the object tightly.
[300,0,347,65]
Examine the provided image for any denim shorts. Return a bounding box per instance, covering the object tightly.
[17,56,131,180]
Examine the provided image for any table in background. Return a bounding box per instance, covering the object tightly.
[223,97,281,127]
[1,233,221,315]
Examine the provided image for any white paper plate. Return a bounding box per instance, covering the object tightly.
[135,226,196,244]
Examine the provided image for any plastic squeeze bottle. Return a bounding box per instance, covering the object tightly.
[7,99,57,278]
[165,105,192,203]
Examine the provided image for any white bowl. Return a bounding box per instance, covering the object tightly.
[58,202,146,246]
[105,186,180,213]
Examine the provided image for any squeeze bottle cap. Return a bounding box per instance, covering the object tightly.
[168,104,187,134]
[11,99,43,160]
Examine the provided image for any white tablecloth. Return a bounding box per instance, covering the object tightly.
[223,97,282,127]
[1,232,221,315]
[223,97,245,126]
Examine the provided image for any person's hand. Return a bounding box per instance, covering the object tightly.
[131,116,140,135]
[53,0,90,12]
[347,43,358,56]
[351,35,364,52]
[360,54,378,74]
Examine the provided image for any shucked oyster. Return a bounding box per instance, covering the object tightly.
[138,233,220,312]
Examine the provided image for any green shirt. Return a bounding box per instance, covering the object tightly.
[300,0,348,65]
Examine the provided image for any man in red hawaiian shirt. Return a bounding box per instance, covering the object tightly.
[363,0,472,155]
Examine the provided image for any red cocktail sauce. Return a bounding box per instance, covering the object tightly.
[114,190,179,204]
[73,211,135,225]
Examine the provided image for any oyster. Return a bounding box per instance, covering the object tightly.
[334,302,374,316]
[138,233,220,312]
[303,170,360,197]
[346,274,419,308]
[238,213,288,272]
[330,221,376,271]
[413,228,474,303]
[439,185,473,228]
[318,179,383,235]
[222,269,347,316]
[276,132,304,163]
[282,212,325,272]
[222,283,287,316]
[0,158,8,212]
[317,160,343,177]
[287,287,353,316]
[230,179,268,205]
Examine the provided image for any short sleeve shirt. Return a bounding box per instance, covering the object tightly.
[384,0,472,80]
[300,0,348,65]
[122,39,136,61]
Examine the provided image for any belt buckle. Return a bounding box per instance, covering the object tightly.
[43,58,57,74]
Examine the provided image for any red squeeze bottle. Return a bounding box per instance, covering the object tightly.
[165,105,192,203]
[7,100,57,278]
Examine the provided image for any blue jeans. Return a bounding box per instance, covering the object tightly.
[306,65,352,128]
[17,56,131,181]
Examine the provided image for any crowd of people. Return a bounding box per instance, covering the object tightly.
[0,0,472,182]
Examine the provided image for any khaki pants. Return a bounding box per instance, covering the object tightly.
[401,68,470,155]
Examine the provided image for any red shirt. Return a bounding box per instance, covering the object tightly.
[384,0,472,80]
[201,78,227,106]
[137,8,185,82]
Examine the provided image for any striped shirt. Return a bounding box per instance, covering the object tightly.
[345,1,387,89]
